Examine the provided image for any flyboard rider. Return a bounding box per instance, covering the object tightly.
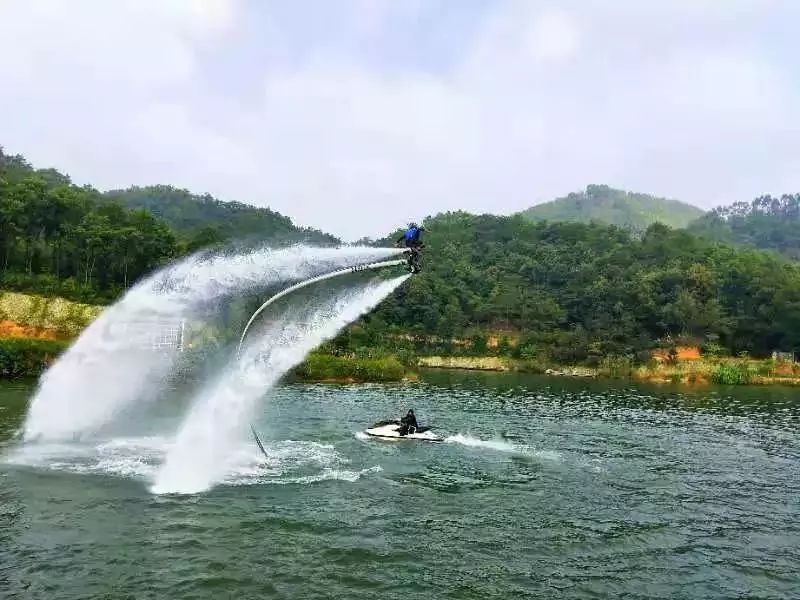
[396,222,424,273]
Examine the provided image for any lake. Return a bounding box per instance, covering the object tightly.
[1,372,799,599]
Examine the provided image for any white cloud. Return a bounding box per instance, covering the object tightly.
[351,0,392,37]
[0,0,798,239]
[0,0,239,185]
[526,9,580,63]
[162,0,238,34]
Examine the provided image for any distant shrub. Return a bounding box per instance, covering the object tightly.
[497,336,513,355]
[700,342,726,358]
[296,353,406,382]
[756,361,776,377]
[711,362,753,385]
[599,355,634,378]
[667,347,679,365]
[516,359,548,374]
[470,334,488,355]
[0,272,114,305]
[0,338,68,378]
[514,344,539,360]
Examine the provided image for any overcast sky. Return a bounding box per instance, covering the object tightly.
[1,1,798,240]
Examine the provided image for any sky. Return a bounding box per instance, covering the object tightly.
[1,0,798,240]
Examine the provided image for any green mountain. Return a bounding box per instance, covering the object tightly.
[688,195,800,260]
[0,147,337,302]
[5,145,800,360]
[521,184,704,230]
[1,147,175,301]
[106,185,338,249]
[358,211,800,360]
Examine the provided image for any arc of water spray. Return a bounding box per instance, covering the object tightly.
[237,257,408,356]
[237,255,410,458]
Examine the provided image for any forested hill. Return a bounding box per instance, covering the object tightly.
[359,211,800,360]
[687,195,800,260]
[5,145,800,361]
[107,186,338,249]
[1,148,175,302]
[0,147,336,302]
[521,184,704,230]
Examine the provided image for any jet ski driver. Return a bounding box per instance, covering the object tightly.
[399,409,418,436]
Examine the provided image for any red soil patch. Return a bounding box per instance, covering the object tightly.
[773,362,796,377]
[651,346,701,362]
[0,320,62,340]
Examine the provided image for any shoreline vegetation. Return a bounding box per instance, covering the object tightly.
[416,355,800,386]
[293,353,412,383]
[3,341,800,387]
[5,146,800,388]
[2,292,800,386]
[4,330,800,387]
[0,338,69,379]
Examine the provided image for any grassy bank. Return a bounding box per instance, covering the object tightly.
[0,338,69,378]
[633,358,800,386]
[417,355,595,377]
[416,354,800,386]
[0,291,96,379]
[0,291,102,338]
[0,337,413,383]
[294,353,411,383]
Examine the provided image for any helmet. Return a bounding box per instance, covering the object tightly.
[408,222,417,228]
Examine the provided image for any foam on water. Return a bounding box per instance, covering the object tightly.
[445,433,562,460]
[4,436,168,479]
[445,433,524,452]
[22,245,401,442]
[271,466,384,486]
[4,434,382,487]
[151,274,410,494]
[226,466,384,487]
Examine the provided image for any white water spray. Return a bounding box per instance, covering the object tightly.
[22,246,402,442]
[151,274,410,494]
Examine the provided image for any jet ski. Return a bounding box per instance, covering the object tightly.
[363,419,444,443]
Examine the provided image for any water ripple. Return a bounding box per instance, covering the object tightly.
[2,375,800,599]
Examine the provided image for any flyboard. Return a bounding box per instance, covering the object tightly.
[239,254,411,459]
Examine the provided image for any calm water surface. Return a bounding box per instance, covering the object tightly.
[1,372,799,599]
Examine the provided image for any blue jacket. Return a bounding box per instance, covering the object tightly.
[397,226,423,247]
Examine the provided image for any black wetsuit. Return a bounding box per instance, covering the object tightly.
[399,412,418,436]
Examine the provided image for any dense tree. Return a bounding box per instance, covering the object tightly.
[688,194,800,259]
[107,185,338,248]
[360,212,800,361]
[0,175,176,301]
[4,146,800,362]
[0,147,338,302]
